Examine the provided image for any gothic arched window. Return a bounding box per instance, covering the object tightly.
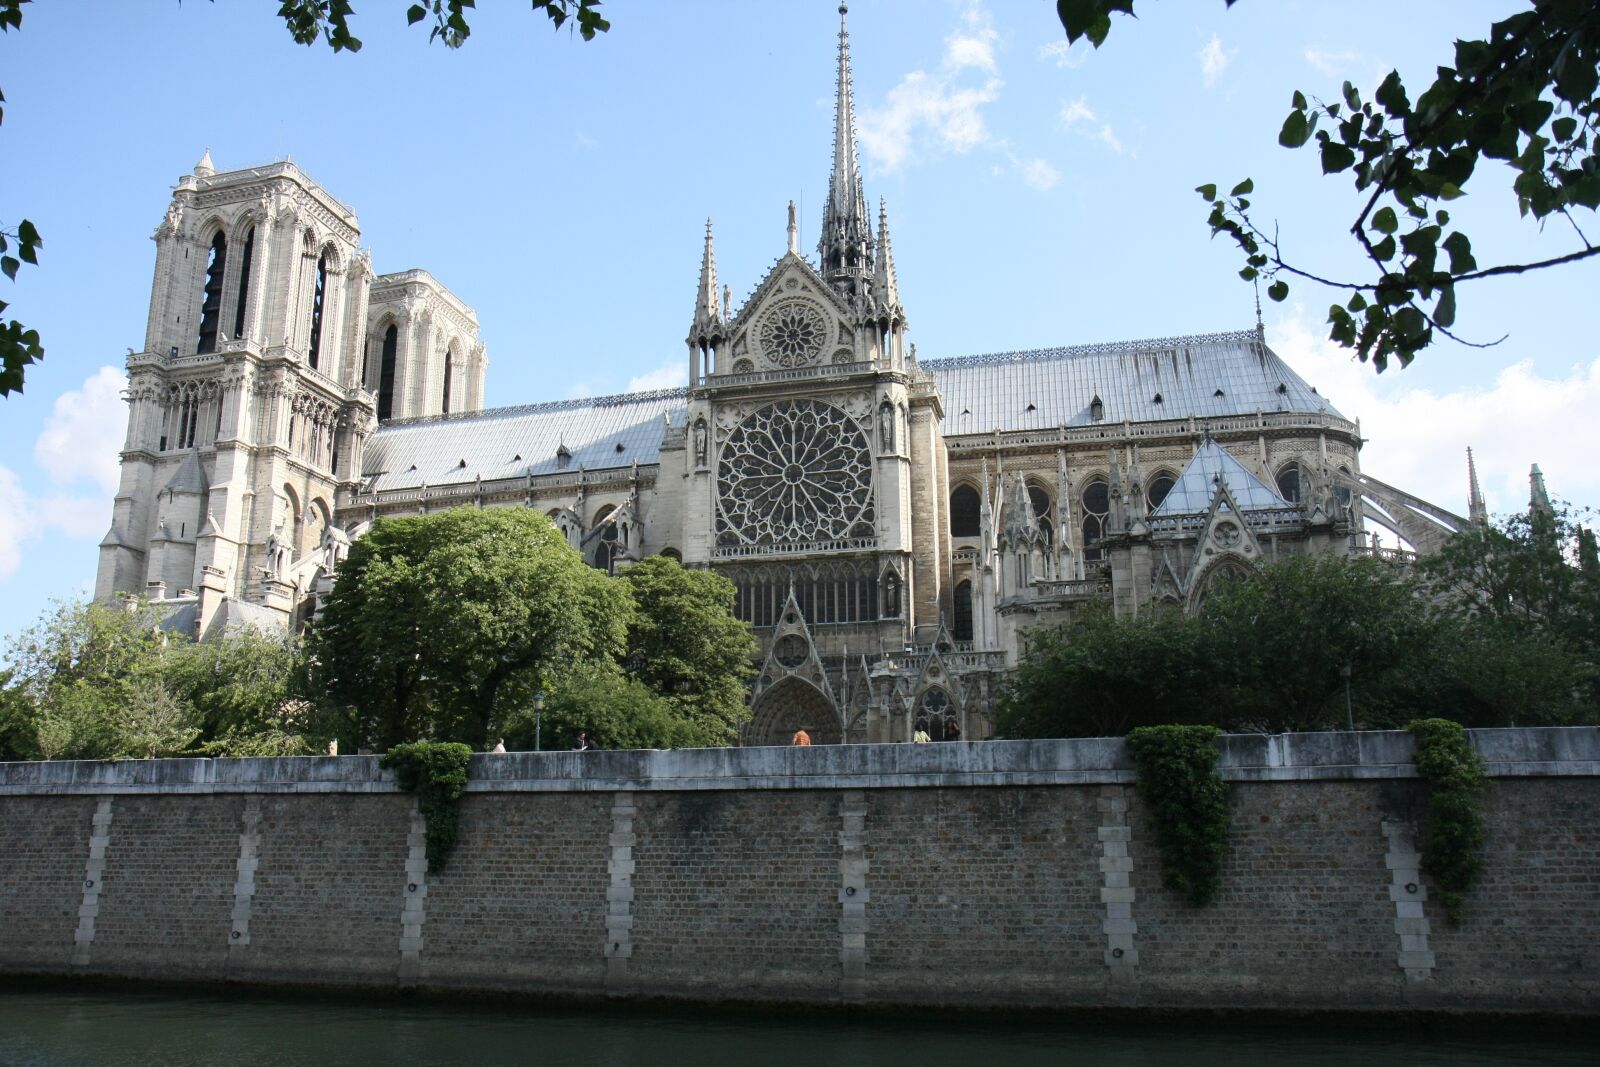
[442,347,454,414]
[953,579,973,642]
[232,226,255,341]
[950,485,980,537]
[1276,463,1301,503]
[307,250,329,370]
[1027,483,1052,525]
[377,324,398,421]
[1081,477,1109,562]
[196,232,227,355]
[1147,470,1176,511]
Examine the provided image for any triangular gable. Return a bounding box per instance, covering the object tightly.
[726,251,852,335]
[1151,437,1291,516]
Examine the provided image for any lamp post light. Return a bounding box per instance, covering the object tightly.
[534,690,545,752]
[1339,662,1354,731]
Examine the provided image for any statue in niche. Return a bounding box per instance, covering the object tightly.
[879,404,895,452]
[265,522,290,580]
[884,572,900,617]
[694,419,708,467]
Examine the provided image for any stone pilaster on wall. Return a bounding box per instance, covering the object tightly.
[1382,818,1435,981]
[1097,785,1139,979]
[228,796,263,956]
[837,790,869,1001]
[398,805,428,983]
[604,793,636,985]
[71,798,114,967]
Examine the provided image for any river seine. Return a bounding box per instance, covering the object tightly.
[0,989,1588,1066]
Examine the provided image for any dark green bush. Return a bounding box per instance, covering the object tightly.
[379,741,473,873]
[1407,718,1487,923]
[1126,724,1230,906]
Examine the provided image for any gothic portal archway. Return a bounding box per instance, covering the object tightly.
[747,678,841,746]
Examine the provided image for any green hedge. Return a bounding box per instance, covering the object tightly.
[1407,718,1487,923]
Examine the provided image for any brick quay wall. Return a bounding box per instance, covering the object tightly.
[1,728,1595,1015]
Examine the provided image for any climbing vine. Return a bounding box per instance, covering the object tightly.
[1126,724,1230,906]
[1407,718,1488,924]
[379,741,473,873]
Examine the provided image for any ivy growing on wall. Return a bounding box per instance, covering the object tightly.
[1407,718,1488,924]
[1125,724,1230,906]
[379,741,473,873]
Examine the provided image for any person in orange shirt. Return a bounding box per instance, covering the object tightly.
[791,728,812,747]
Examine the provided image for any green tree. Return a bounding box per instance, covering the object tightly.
[620,556,757,745]
[160,628,314,755]
[306,507,631,750]
[500,661,694,752]
[996,602,1224,739]
[1058,1,1600,370]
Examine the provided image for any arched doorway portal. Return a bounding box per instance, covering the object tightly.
[747,678,841,746]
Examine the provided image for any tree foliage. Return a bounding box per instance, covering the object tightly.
[620,556,757,745]
[276,0,610,53]
[306,507,631,751]
[1126,724,1230,906]
[1059,1,1600,371]
[1,599,312,760]
[1407,717,1488,923]
[500,661,701,752]
[379,740,472,872]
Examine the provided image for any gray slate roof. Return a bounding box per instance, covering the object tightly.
[926,330,1340,436]
[361,330,1338,492]
[362,388,687,493]
[1150,437,1293,516]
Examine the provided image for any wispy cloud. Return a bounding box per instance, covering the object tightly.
[1019,158,1060,191]
[626,364,688,392]
[1302,47,1360,78]
[1198,34,1235,89]
[1270,308,1600,522]
[575,131,598,150]
[1038,39,1088,69]
[858,3,1003,173]
[1058,96,1124,155]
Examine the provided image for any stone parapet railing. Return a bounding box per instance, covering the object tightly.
[1,726,1594,796]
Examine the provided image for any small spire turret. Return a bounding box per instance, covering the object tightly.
[195,147,215,177]
[1467,447,1487,525]
[1530,463,1553,519]
[690,217,723,342]
[819,3,873,289]
[874,198,900,311]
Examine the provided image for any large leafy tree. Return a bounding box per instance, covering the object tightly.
[306,507,631,750]
[619,555,757,745]
[1058,0,1600,370]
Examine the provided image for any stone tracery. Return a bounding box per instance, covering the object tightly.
[716,398,874,546]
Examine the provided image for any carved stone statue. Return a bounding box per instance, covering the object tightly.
[694,420,708,467]
[879,404,895,451]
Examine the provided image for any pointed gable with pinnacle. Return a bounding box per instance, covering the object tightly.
[818,3,873,285]
[688,218,724,346]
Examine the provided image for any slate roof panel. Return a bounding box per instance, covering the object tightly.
[1151,437,1293,515]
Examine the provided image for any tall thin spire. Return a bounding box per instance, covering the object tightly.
[874,198,900,309]
[819,3,872,284]
[1466,447,1487,525]
[1529,462,1553,518]
[691,217,722,340]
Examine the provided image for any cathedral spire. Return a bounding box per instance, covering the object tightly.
[874,198,900,310]
[819,3,872,285]
[1466,447,1487,525]
[690,217,723,341]
[1529,462,1553,519]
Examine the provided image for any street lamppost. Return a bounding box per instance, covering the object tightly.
[534,690,545,752]
[1340,662,1354,731]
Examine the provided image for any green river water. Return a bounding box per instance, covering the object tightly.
[0,989,1590,1066]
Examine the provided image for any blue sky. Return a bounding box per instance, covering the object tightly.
[1,0,1595,643]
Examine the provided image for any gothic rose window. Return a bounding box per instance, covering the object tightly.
[758,299,827,367]
[717,398,874,545]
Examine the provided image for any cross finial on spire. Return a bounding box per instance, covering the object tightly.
[819,0,872,284]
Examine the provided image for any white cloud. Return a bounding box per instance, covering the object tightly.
[1198,34,1235,89]
[35,366,126,493]
[1303,47,1360,78]
[1038,39,1088,69]
[626,363,689,392]
[0,465,112,582]
[1020,159,1060,191]
[858,3,1004,173]
[575,131,598,150]
[1058,97,1123,155]
[1269,308,1600,521]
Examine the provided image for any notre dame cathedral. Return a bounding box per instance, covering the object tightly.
[95,6,1475,746]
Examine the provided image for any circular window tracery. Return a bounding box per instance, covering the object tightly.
[774,634,808,668]
[758,299,828,367]
[716,398,874,545]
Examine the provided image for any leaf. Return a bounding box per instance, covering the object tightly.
[1230,178,1253,197]
[1551,116,1578,143]
[1279,109,1311,148]
[1320,141,1356,174]
[1371,236,1396,262]
[1342,81,1360,111]
[408,5,427,25]
[0,256,16,281]
[1195,183,1217,201]
[1374,70,1409,116]
[1372,206,1398,235]
[1434,285,1456,328]
[1267,280,1289,303]
[1442,231,1477,274]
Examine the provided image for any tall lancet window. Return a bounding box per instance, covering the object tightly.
[231,226,255,341]
[307,251,329,370]
[196,232,227,354]
[442,347,453,414]
[378,324,398,421]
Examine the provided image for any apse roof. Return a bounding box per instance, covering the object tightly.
[360,330,1340,493]
[925,329,1340,435]
[1150,437,1293,516]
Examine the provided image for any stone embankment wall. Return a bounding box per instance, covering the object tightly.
[1,729,1595,1015]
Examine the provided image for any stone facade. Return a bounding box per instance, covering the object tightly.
[0,728,1595,1014]
[94,9,1471,742]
